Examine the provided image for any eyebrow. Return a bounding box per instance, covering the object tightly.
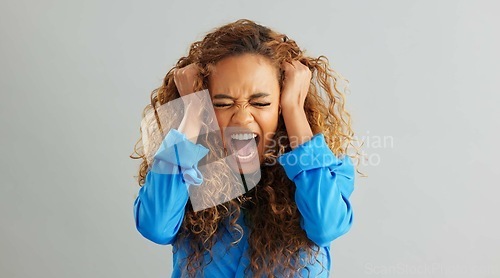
[212,92,270,100]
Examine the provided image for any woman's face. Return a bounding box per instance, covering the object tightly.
[208,53,280,173]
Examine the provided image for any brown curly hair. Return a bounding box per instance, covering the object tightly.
[131,18,361,277]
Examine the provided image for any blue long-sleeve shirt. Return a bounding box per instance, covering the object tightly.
[134,129,355,277]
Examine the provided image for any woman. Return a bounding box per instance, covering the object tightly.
[131,18,358,277]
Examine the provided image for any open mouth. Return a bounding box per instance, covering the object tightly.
[227,132,260,162]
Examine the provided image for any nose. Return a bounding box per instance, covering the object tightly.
[231,106,254,125]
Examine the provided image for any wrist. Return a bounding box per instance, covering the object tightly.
[281,104,305,118]
[280,101,304,113]
[179,112,202,144]
[281,106,313,149]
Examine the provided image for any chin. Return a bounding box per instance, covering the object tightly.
[225,148,262,190]
[227,152,261,174]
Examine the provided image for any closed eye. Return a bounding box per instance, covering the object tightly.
[213,103,231,108]
[252,103,271,107]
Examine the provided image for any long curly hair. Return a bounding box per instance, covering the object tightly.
[131,19,361,277]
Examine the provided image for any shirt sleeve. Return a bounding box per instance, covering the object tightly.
[277,133,355,247]
[133,128,209,245]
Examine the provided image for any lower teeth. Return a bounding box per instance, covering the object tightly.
[237,151,254,159]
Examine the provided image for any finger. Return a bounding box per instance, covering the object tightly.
[281,60,293,71]
[172,69,178,82]
[291,60,306,69]
[185,64,200,78]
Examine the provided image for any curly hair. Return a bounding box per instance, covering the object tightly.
[130,18,361,277]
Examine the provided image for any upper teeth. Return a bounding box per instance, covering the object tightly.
[231,133,257,140]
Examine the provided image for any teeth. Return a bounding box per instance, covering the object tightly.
[230,133,257,140]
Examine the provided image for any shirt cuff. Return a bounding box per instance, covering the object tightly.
[151,128,209,186]
[277,133,342,181]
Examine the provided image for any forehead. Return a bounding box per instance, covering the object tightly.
[208,54,280,98]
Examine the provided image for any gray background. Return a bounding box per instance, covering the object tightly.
[1,0,499,277]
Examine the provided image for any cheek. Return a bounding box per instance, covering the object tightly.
[255,110,279,138]
[262,108,280,125]
[213,111,228,128]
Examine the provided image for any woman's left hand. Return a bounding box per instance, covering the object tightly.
[280,60,312,111]
[279,60,314,149]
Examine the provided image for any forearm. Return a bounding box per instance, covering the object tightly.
[294,164,354,246]
[281,106,313,149]
[277,133,355,247]
[178,105,202,144]
[134,171,189,245]
[134,128,209,245]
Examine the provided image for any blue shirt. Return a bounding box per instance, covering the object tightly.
[134,129,355,277]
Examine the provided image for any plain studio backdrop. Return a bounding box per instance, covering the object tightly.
[1,0,499,277]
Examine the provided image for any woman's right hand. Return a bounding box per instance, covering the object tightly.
[172,63,205,117]
[172,62,202,96]
[173,63,205,141]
